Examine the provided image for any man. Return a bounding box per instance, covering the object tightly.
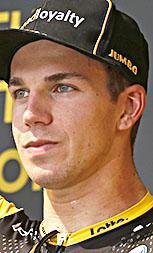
[0,0,152,252]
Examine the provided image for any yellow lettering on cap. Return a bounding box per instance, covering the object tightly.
[127,60,132,71]
[132,66,138,75]
[109,49,138,76]
[114,51,120,61]
[120,55,127,66]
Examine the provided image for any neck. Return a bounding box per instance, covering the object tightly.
[43,155,147,233]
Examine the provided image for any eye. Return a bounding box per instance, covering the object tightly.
[13,89,29,99]
[55,84,75,93]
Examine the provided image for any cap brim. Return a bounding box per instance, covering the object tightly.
[0,29,48,83]
[0,28,138,86]
[0,28,104,83]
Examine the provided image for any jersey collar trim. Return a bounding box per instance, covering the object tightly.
[40,192,153,246]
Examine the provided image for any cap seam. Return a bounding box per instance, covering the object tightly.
[93,0,113,55]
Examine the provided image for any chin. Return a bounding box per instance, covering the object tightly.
[26,166,71,190]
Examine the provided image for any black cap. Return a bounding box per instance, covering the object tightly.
[0,0,149,90]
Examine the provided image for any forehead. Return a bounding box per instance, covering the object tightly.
[11,40,105,74]
[10,40,110,94]
[11,40,90,65]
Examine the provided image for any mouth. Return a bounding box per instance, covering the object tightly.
[23,140,59,155]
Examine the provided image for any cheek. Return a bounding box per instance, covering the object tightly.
[12,106,24,146]
[12,125,20,151]
[60,99,114,149]
[12,103,23,127]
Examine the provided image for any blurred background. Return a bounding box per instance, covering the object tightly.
[0,0,153,221]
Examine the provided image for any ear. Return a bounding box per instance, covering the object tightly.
[117,85,146,131]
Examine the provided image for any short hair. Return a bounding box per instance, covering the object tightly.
[103,63,142,147]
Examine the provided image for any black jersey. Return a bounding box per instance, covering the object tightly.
[0,196,40,253]
[0,193,153,253]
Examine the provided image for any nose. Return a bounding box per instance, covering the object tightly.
[23,92,53,127]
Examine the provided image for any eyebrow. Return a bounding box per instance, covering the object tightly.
[45,72,88,82]
[8,72,88,88]
[8,77,23,87]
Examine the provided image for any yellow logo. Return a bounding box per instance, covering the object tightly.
[0,10,21,28]
[109,49,138,76]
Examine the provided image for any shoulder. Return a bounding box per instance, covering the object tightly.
[0,195,40,253]
[0,195,22,219]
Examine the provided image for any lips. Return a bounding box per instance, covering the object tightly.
[23,139,59,155]
[24,140,58,148]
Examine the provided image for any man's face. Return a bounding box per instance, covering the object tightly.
[9,40,119,189]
